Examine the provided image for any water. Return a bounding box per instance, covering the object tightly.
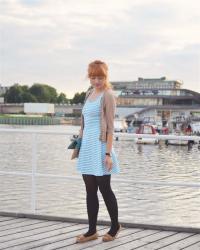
[0,124,200,228]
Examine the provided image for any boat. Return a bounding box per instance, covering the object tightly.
[165,138,189,146]
[191,122,200,135]
[114,118,128,132]
[165,131,195,146]
[135,124,159,144]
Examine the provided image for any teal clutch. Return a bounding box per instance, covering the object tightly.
[68,137,82,150]
[68,137,82,160]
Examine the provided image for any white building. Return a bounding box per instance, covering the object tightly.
[111,77,200,126]
[24,103,55,114]
[0,84,9,95]
[0,97,4,103]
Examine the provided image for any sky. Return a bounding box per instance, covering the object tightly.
[0,0,200,98]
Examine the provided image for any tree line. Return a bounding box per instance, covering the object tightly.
[2,83,86,104]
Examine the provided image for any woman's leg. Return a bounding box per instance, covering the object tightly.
[97,175,120,236]
[82,174,99,236]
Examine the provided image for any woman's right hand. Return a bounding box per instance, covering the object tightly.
[104,155,113,171]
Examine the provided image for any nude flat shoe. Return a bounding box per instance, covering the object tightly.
[76,232,98,243]
[102,224,122,242]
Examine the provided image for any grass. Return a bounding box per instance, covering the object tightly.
[0,114,48,118]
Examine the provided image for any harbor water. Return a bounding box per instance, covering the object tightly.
[0,124,200,228]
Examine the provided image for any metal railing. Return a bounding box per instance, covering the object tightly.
[0,128,200,214]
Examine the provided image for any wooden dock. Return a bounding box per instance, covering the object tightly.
[1,215,200,249]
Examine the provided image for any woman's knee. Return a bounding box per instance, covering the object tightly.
[97,175,112,195]
[86,186,98,197]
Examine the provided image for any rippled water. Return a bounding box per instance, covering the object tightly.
[0,124,200,228]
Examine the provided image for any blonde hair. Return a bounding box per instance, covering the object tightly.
[87,60,113,89]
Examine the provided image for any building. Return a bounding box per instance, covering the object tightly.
[0,97,4,104]
[111,77,200,127]
[0,84,9,96]
[24,103,55,115]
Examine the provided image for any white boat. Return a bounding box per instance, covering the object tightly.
[191,122,200,134]
[114,119,128,132]
[165,131,195,146]
[135,124,159,144]
[165,139,189,146]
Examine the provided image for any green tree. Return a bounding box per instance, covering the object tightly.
[44,85,58,103]
[21,85,37,102]
[29,83,58,103]
[4,83,75,104]
[4,84,34,103]
[71,91,86,104]
[57,92,68,103]
[21,92,37,102]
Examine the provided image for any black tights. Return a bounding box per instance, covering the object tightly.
[82,174,119,237]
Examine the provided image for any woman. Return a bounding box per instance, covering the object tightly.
[76,60,121,243]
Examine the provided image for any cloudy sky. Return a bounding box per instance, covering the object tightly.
[0,0,200,97]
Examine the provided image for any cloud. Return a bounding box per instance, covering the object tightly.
[20,0,42,5]
[0,0,200,97]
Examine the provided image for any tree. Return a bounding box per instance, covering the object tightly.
[4,83,71,103]
[57,92,68,103]
[44,85,58,103]
[71,92,86,104]
[21,92,37,102]
[29,83,58,103]
[4,84,36,103]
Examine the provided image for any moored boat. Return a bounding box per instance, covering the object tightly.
[135,124,159,144]
[165,131,195,146]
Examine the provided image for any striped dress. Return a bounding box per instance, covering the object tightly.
[76,92,120,176]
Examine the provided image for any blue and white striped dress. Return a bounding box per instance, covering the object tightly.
[76,92,120,176]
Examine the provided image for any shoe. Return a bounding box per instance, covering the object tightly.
[76,232,98,243]
[102,224,122,242]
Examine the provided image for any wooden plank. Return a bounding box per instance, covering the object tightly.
[11,224,98,250]
[158,234,200,249]
[0,222,77,249]
[134,232,195,249]
[0,216,15,222]
[183,241,200,249]
[0,218,28,227]
[83,230,176,250]
[71,229,160,250]
[26,226,110,250]
[0,215,200,250]
[0,219,60,233]
[60,228,144,250]
[0,220,67,240]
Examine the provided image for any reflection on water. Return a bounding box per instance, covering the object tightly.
[0,124,200,227]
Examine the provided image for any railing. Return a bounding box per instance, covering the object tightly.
[0,128,200,215]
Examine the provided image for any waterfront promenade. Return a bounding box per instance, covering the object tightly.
[1,214,200,249]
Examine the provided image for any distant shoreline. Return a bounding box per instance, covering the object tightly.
[0,114,81,125]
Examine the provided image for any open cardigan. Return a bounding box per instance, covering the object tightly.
[78,88,116,142]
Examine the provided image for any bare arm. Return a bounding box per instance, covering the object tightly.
[106,133,113,153]
[78,115,83,138]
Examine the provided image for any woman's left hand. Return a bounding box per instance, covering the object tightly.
[104,155,113,171]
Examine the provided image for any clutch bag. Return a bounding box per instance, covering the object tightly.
[68,137,82,160]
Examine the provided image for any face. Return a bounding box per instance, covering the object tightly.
[90,76,106,91]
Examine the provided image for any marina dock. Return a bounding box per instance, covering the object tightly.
[1,214,200,249]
